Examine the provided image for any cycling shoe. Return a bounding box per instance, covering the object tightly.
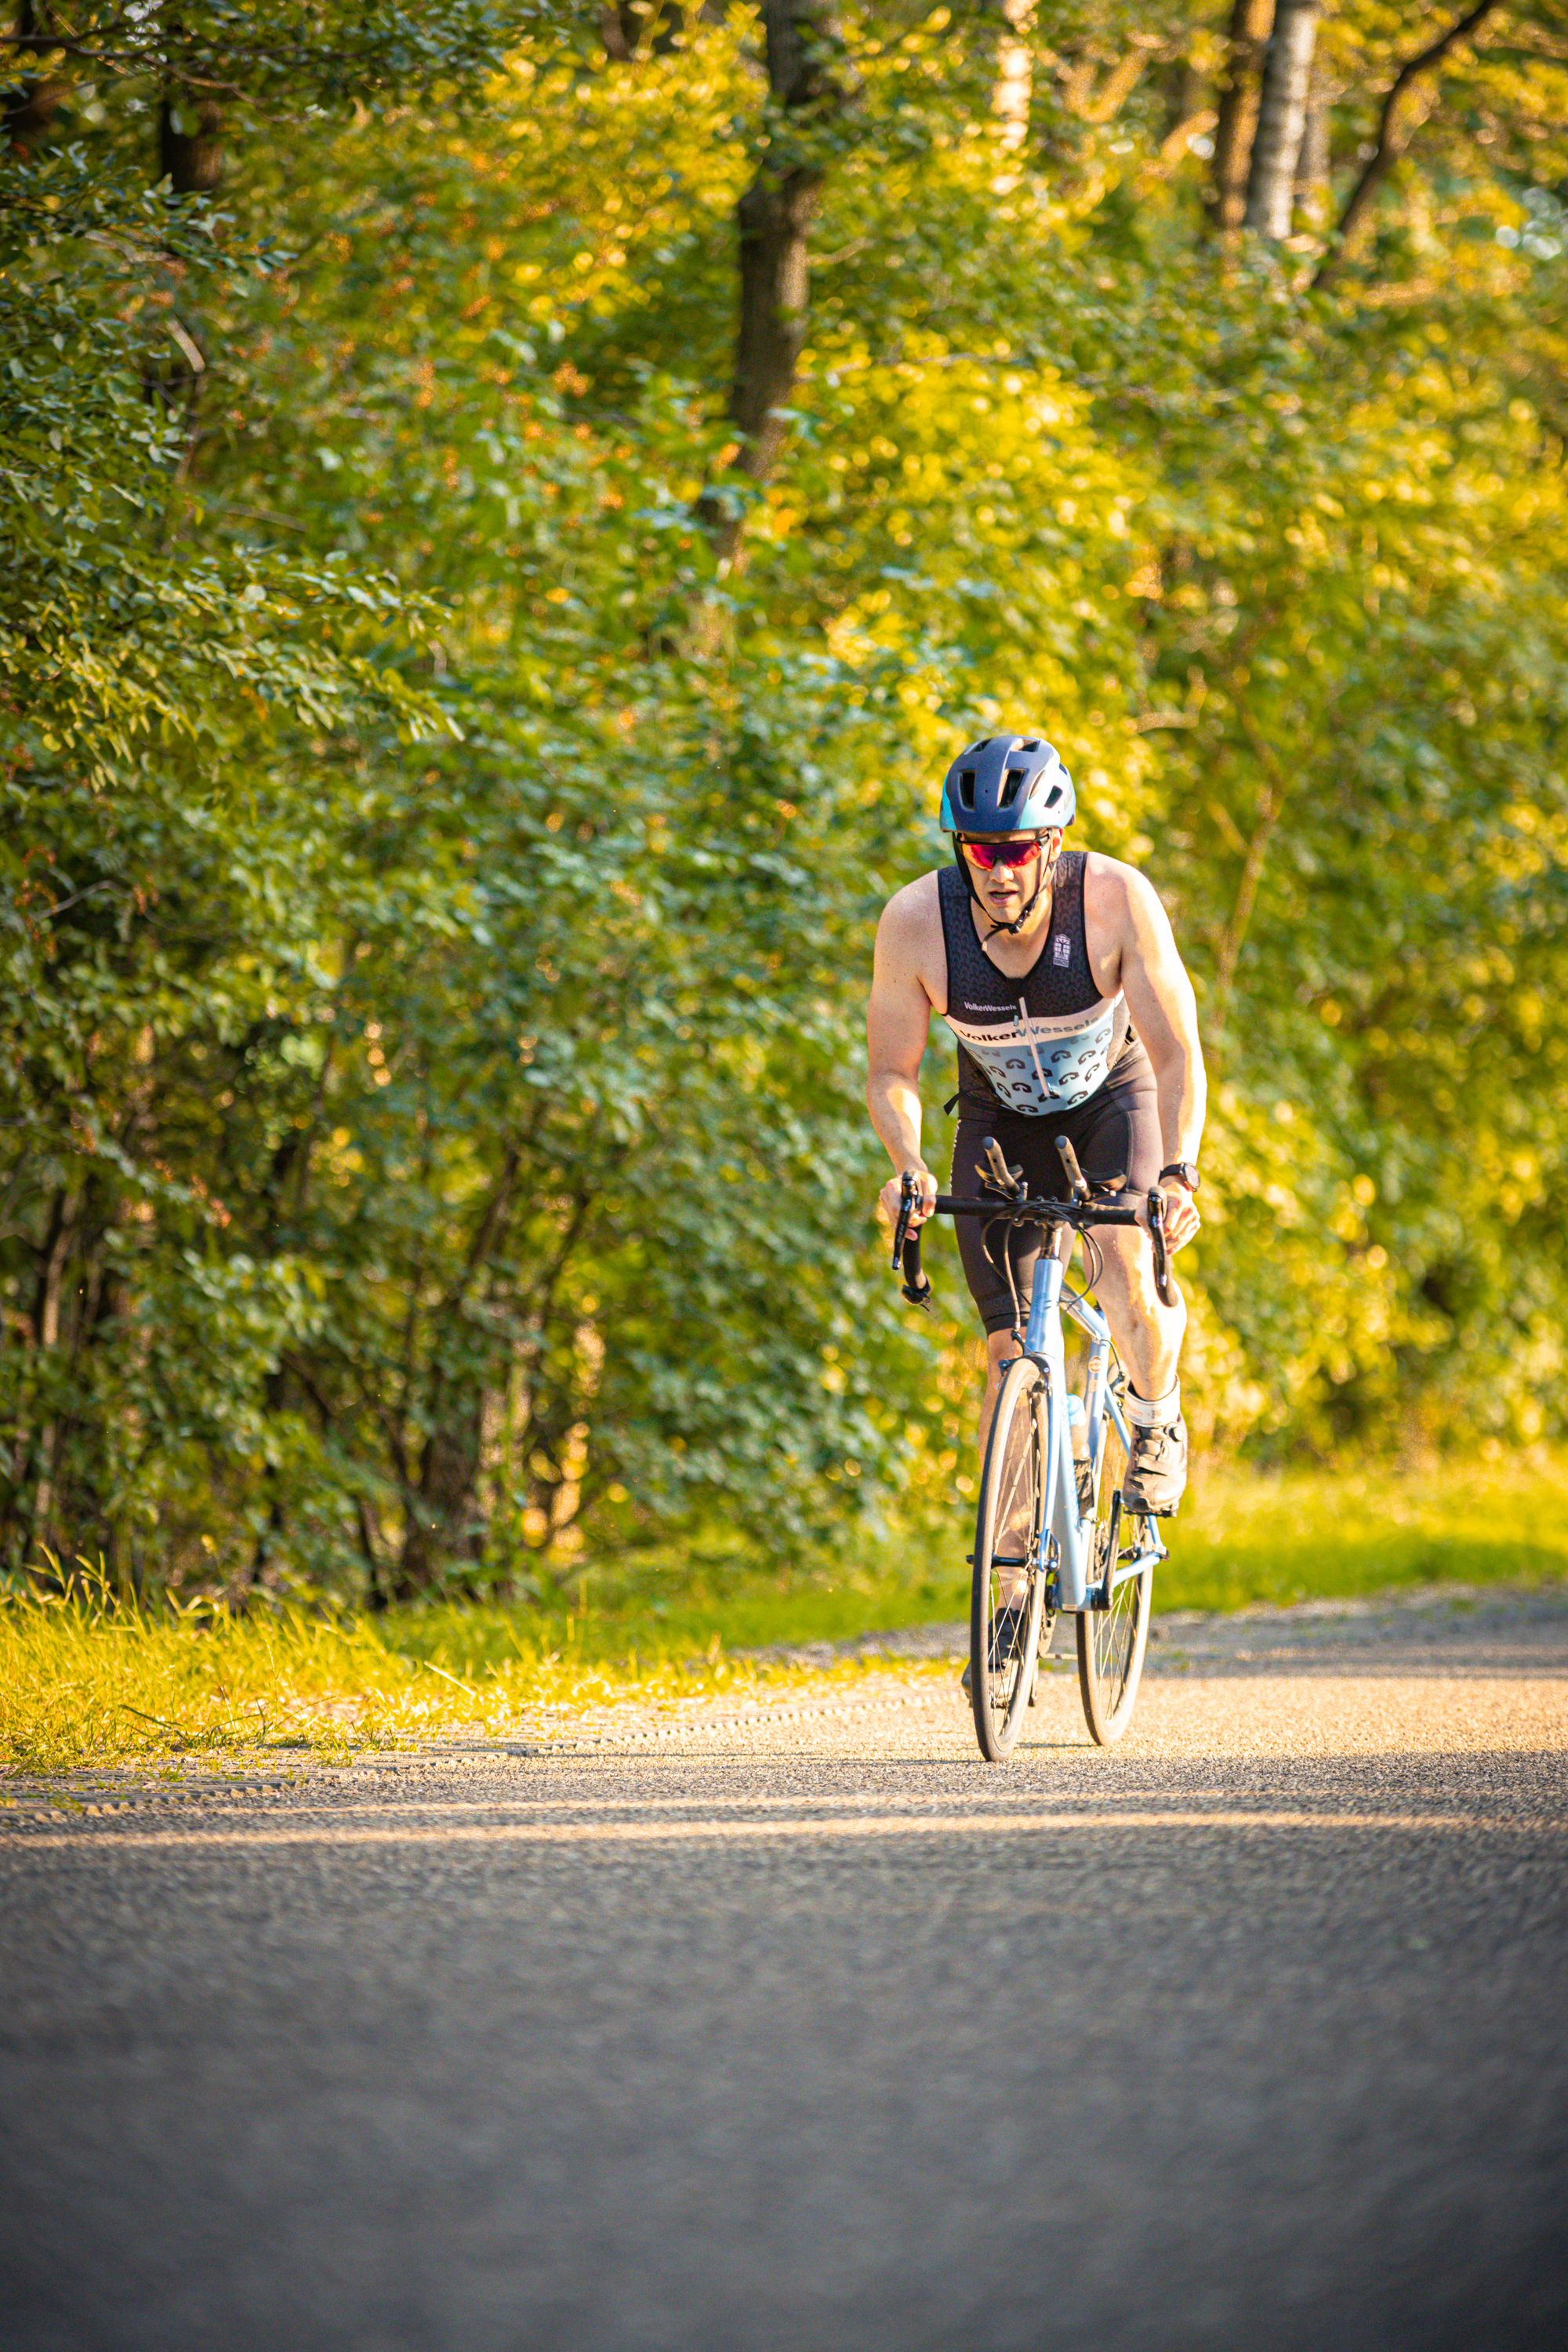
[1121,1413,1188,1517]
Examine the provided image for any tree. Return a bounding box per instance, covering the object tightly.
[1208,0,1276,233]
[1243,0,1317,238]
[5,2,1567,1599]
[710,2,845,559]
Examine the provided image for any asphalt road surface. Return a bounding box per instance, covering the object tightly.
[3,1588,1566,2352]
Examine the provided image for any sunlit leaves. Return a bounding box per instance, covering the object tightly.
[5,2,1568,1599]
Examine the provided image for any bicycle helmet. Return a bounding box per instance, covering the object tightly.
[939,733,1076,936]
[938,734,1076,836]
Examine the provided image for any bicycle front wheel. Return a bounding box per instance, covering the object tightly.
[1076,1374,1153,1746]
[971,1354,1051,1763]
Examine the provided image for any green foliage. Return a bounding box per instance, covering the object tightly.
[1,147,442,776]
[4,5,1567,1603]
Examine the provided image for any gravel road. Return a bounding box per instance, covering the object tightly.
[3,1587,1566,2351]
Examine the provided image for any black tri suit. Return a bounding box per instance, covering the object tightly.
[937,853,1160,1333]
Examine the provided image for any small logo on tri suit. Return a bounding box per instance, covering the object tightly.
[1053,935,1071,967]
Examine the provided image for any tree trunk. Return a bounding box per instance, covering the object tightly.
[1294,71,1331,230]
[397,1394,485,1595]
[1206,0,1274,234]
[30,1184,76,1349]
[3,2,67,153]
[730,165,821,470]
[601,4,698,61]
[391,1147,524,1595]
[1243,0,1318,238]
[16,1184,77,1563]
[159,91,223,193]
[987,0,1033,155]
[149,67,223,486]
[706,2,840,563]
[1163,54,1208,142]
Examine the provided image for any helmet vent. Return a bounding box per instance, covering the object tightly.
[958,768,977,809]
[1044,782,1062,808]
[1021,739,1040,751]
[1000,768,1029,808]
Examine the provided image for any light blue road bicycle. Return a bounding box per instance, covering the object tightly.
[893,1135,1176,1759]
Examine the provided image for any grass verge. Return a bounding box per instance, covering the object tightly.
[4,1455,1563,1779]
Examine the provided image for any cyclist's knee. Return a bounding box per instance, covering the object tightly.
[1133,1255,1185,1335]
[1155,1284,1187,1349]
[1096,1232,1185,1338]
[1102,1226,1172,1298]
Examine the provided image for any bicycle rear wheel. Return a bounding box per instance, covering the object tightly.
[1076,1365,1153,1746]
[971,1354,1051,1763]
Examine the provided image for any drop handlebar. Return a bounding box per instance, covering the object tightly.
[890,1133,1177,1313]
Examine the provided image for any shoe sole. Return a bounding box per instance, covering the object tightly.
[1120,1493,1181,1519]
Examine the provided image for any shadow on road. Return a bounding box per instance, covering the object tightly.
[2,1588,1565,2352]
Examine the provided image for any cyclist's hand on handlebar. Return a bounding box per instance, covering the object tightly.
[1156,1177,1201,1253]
[880,1167,937,1232]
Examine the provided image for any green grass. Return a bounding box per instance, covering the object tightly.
[0,1573,765,1781]
[4,1455,1563,1779]
[1167,1454,1568,1613]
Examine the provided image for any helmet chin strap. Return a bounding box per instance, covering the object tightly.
[957,839,1062,942]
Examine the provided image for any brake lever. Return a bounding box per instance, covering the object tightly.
[891,1171,932,1308]
[891,1170,915,1272]
[1147,1188,1178,1311]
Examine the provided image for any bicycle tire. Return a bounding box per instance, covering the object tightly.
[1076,1359,1153,1745]
[971,1354,1051,1763]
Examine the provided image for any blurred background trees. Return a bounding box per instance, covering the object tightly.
[5,2,1566,1600]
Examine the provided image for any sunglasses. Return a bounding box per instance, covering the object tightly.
[958,833,1047,871]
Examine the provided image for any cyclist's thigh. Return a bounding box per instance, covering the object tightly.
[950,1118,1062,1334]
[1054,1044,1162,1193]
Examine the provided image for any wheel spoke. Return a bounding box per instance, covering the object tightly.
[971,1359,1047,1759]
[1076,1354,1153,1745]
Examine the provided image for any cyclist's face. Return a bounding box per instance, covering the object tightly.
[963,829,1061,913]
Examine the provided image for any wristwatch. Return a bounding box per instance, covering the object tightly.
[1159,1161,1201,1194]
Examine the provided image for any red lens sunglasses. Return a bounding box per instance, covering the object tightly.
[957,833,1045,871]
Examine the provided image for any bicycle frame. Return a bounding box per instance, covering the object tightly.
[1021,1248,1167,1611]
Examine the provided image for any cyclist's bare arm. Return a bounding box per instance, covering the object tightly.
[867,877,942,1230]
[1084,857,1207,1247]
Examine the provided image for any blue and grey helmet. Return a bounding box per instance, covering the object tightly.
[938,734,1076,835]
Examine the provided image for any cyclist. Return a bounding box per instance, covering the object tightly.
[867,732,1205,1515]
